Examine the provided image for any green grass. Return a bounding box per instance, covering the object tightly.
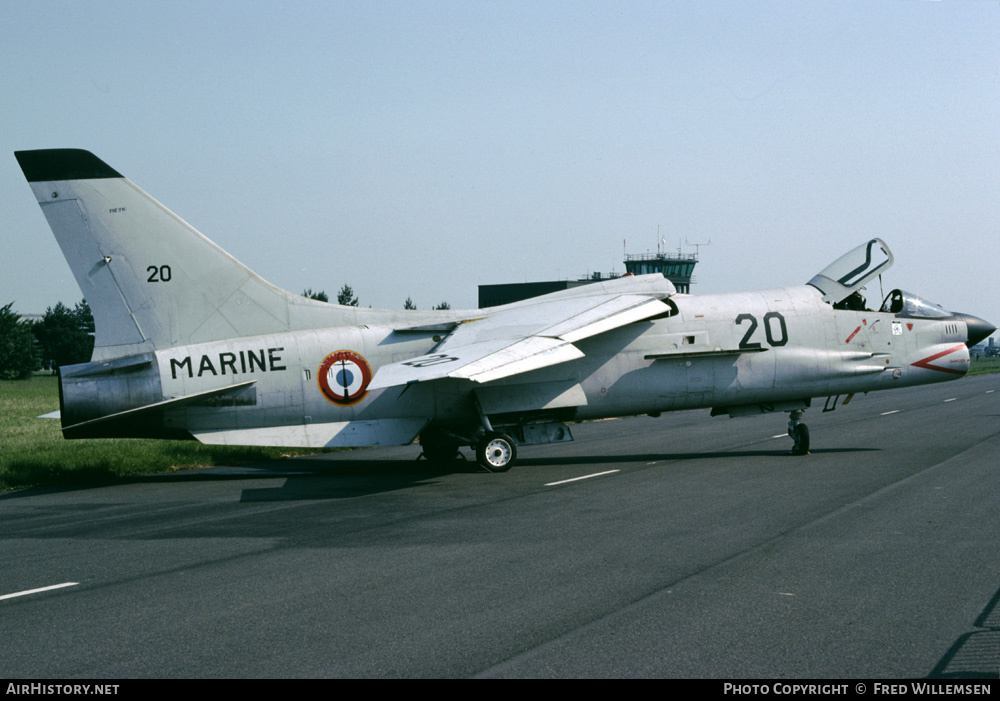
[968,356,1000,376]
[0,374,324,492]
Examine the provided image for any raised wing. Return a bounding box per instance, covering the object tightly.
[369,280,674,389]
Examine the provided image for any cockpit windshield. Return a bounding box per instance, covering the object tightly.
[879,289,952,319]
[808,239,893,305]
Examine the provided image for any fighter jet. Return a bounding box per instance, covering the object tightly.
[14,149,994,471]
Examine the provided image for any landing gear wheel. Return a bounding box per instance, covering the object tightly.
[419,430,461,463]
[476,432,517,472]
[790,423,810,456]
[422,442,461,462]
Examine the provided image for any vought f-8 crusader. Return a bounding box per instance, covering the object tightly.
[15,149,994,471]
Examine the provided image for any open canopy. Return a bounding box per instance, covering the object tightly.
[807,239,893,305]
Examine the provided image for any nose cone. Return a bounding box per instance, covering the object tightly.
[954,313,996,348]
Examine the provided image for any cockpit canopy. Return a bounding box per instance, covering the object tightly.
[879,289,952,319]
[809,241,955,321]
[808,239,893,305]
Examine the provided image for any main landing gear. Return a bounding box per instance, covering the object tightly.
[475,432,517,473]
[417,427,463,463]
[418,428,518,472]
[787,409,810,456]
[418,403,571,473]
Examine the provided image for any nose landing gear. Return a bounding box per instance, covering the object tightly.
[788,409,810,456]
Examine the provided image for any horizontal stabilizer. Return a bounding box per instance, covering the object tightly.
[62,381,256,439]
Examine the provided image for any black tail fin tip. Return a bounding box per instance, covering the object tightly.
[14,149,123,183]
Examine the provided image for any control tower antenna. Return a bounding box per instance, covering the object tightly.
[685,238,711,258]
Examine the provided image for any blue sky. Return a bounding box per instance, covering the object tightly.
[2,1,997,329]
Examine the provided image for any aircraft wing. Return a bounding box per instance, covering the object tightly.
[369,293,672,389]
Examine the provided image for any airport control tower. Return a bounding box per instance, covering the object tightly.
[622,250,698,294]
[478,244,701,307]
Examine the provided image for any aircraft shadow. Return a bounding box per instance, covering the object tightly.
[0,456,480,501]
[235,455,488,501]
[0,447,880,503]
[515,447,880,468]
[927,585,1000,678]
[235,447,882,502]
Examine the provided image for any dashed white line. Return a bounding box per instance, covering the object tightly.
[881,410,900,416]
[771,434,787,439]
[987,390,995,394]
[546,470,620,487]
[0,582,78,601]
[944,398,957,403]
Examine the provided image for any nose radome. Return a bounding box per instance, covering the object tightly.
[954,313,996,348]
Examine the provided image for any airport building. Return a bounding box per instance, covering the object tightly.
[478,249,699,307]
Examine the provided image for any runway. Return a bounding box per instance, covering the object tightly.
[2,375,999,678]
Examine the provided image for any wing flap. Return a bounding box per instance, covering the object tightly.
[539,296,671,343]
[369,294,672,389]
[450,337,585,383]
[367,337,584,390]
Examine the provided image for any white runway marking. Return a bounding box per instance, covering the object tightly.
[881,410,900,416]
[0,582,78,601]
[206,470,313,476]
[546,470,620,487]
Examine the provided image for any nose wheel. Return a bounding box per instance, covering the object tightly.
[788,410,810,456]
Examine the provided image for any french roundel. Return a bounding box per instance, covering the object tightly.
[318,350,373,406]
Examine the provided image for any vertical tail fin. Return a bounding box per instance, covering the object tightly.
[15,149,342,361]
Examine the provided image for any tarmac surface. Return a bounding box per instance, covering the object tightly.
[2,375,999,678]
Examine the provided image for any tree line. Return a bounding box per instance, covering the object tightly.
[303,285,450,310]
[0,300,94,380]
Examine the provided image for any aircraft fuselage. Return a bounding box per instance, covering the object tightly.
[59,283,970,446]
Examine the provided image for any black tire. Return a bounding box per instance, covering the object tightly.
[791,423,810,456]
[476,432,517,472]
[420,429,461,462]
